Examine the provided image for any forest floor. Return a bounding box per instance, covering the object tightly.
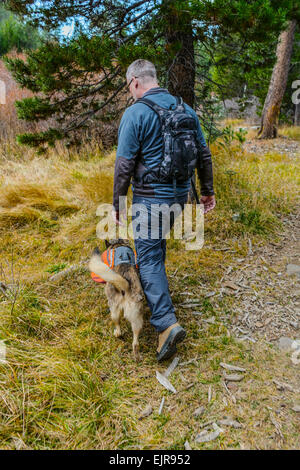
[0,125,299,450]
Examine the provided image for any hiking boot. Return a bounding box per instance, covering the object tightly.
[156,323,186,362]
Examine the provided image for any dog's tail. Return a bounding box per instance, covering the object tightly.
[89,247,129,292]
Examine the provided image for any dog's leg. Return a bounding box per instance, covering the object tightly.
[110,303,122,338]
[132,319,143,362]
[124,303,143,362]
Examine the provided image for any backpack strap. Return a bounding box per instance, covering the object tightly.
[134,97,166,125]
[133,97,165,182]
[175,96,185,112]
[134,96,185,123]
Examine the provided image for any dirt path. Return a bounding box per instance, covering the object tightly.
[174,138,300,449]
[219,209,300,343]
[223,136,300,343]
[244,136,300,158]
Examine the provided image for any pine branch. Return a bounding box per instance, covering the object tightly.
[63,79,128,133]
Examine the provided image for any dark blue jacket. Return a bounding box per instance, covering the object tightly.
[113,87,214,211]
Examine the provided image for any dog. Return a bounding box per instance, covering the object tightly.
[89,239,144,361]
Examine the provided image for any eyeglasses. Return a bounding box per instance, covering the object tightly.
[127,76,139,87]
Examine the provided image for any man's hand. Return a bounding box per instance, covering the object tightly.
[200,195,216,214]
[112,209,126,226]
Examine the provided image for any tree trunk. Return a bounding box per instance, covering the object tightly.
[163,0,197,201]
[295,103,300,126]
[164,0,195,107]
[258,19,297,139]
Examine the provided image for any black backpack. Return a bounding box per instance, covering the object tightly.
[134,95,202,197]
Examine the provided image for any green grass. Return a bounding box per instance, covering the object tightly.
[45,264,67,274]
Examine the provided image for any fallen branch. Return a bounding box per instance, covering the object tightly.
[48,260,88,282]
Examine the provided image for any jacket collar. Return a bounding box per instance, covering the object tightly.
[142,87,169,98]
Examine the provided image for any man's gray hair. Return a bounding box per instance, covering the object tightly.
[126,59,157,86]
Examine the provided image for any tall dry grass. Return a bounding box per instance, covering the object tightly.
[280,126,300,141]
[0,53,47,142]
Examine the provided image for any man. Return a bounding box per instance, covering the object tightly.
[112,59,215,361]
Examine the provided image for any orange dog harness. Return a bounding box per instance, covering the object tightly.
[91,246,138,284]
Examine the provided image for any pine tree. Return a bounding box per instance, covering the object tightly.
[5,0,294,149]
[209,25,300,125]
[0,3,41,56]
[258,16,299,138]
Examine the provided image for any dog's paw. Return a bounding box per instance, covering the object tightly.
[133,346,141,362]
[134,352,141,363]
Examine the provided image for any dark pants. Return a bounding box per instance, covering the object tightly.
[132,194,187,332]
